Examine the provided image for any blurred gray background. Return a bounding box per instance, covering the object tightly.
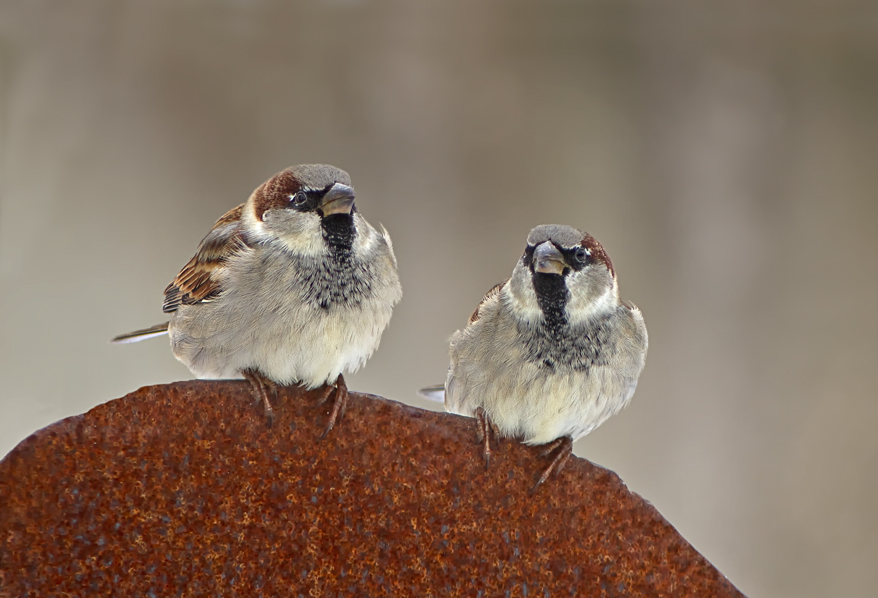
[1,1,876,596]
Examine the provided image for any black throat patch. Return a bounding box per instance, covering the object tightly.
[531,272,569,336]
[519,271,611,372]
[321,213,356,261]
[294,213,371,310]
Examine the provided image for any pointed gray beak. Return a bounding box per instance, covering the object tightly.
[321,183,356,216]
[533,241,566,275]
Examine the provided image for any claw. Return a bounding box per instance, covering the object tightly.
[530,436,574,494]
[475,408,496,471]
[241,368,276,427]
[319,374,349,439]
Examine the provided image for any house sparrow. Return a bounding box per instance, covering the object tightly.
[113,164,402,435]
[424,224,647,491]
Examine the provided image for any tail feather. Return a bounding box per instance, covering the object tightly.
[111,322,170,344]
[417,385,446,403]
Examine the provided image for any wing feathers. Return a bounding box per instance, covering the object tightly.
[468,281,506,324]
[163,204,249,313]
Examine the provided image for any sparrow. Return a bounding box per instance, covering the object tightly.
[113,164,402,435]
[423,224,647,491]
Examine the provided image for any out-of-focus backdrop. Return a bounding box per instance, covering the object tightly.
[1,1,876,595]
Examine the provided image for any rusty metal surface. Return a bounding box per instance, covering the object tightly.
[0,382,744,596]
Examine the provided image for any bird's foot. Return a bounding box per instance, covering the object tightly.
[241,368,277,427]
[530,436,574,494]
[317,374,349,439]
[474,408,500,471]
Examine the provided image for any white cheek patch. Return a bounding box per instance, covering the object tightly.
[276,223,326,257]
[566,276,618,324]
[352,216,378,254]
[506,265,543,324]
[258,209,327,257]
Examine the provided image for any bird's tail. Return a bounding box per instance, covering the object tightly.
[110,322,170,344]
[417,385,446,403]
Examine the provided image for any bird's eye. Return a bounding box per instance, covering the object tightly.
[574,248,589,263]
[291,191,308,206]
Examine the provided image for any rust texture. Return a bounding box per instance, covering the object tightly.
[0,382,744,597]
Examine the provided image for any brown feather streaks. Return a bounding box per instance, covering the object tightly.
[162,204,249,313]
[580,234,614,278]
[469,281,506,324]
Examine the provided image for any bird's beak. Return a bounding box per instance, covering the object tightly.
[320,183,356,216]
[533,241,567,275]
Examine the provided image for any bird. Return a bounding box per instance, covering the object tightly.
[423,224,647,491]
[113,164,402,436]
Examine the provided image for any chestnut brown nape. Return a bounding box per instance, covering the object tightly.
[580,234,614,277]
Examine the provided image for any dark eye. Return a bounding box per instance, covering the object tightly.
[574,248,589,263]
[291,191,308,206]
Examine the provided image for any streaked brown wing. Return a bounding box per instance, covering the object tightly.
[163,204,250,313]
[468,281,506,324]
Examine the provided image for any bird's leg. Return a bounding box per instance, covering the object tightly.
[474,408,498,471]
[318,374,349,439]
[530,435,574,494]
[262,376,279,402]
[490,419,501,446]
[315,383,333,406]
[241,368,276,427]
